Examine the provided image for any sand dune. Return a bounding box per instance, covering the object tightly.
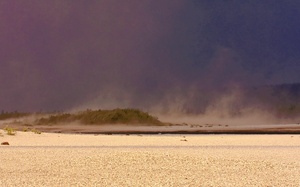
[1,131,300,186]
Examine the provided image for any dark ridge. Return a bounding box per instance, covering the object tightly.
[37,108,164,126]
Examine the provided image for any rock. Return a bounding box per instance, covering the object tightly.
[1,142,9,145]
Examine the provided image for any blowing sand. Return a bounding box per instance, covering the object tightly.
[1,130,300,186]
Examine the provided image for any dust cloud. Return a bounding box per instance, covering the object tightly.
[0,1,299,125]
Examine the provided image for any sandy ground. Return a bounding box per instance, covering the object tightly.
[1,122,300,134]
[1,130,300,186]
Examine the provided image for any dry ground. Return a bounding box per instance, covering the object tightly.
[1,131,300,186]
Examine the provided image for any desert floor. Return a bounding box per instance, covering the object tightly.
[1,131,300,186]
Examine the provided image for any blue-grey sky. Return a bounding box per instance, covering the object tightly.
[0,0,299,112]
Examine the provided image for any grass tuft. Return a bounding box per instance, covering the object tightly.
[4,126,17,136]
[31,128,42,134]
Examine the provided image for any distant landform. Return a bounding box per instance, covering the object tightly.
[0,83,299,127]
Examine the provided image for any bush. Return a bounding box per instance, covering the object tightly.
[4,126,16,136]
[31,128,42,134]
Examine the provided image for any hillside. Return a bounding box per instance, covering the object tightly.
[36,108,164,126]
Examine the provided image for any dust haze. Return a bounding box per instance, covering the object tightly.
[1,1,300,125]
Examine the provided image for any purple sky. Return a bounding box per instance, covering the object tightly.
[1,1,300,112]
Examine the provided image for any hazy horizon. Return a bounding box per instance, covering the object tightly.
[1,1,299,118]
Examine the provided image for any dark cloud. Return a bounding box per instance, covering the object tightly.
[196,1,300,83]
[0,0,299,113]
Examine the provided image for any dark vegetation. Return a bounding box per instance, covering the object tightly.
[0,111,30,120]
[37,108,164,125]
[0,109,164,126]
[1,83,299,124]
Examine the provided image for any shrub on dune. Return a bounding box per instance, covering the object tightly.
[3,126,16,136]
[36,108,164,126]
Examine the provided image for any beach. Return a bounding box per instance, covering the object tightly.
[1,131,300,186]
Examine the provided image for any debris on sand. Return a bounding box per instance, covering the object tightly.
[1,142,9,145]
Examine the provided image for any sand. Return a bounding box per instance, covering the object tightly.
[1,120,300,134]
[1,130,300,186]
